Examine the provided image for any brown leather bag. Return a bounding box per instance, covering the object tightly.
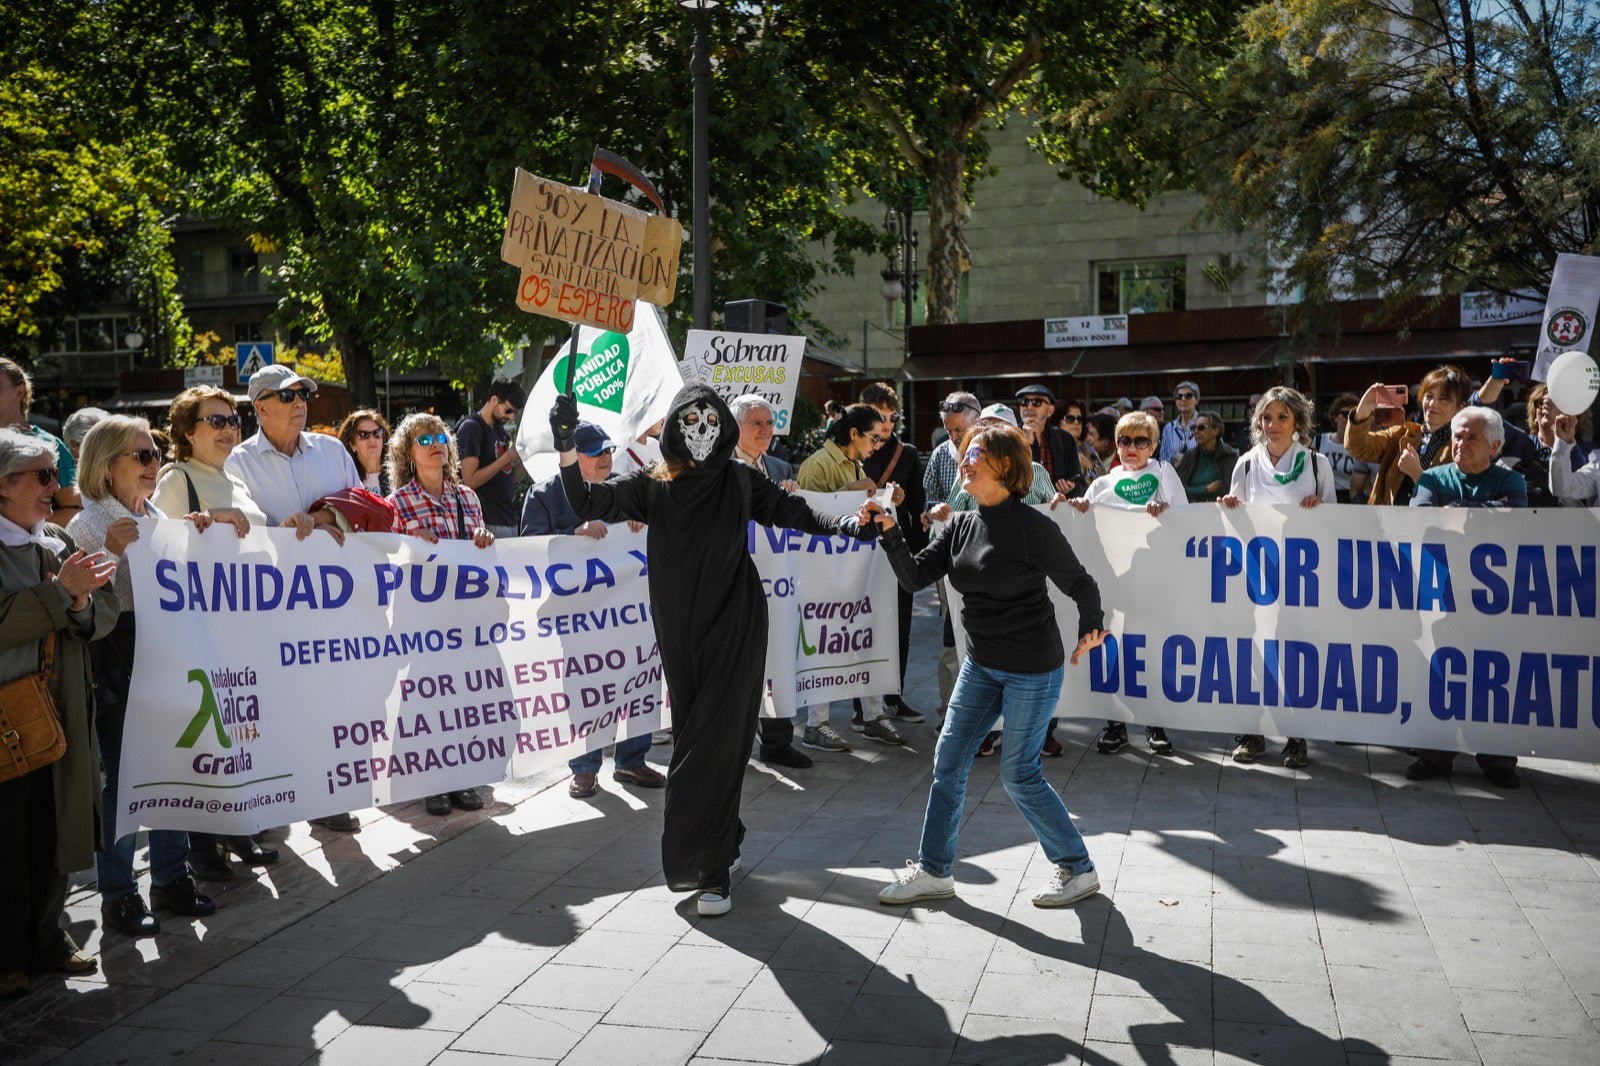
[0,632,64,782]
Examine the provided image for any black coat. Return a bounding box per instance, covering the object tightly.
[862,434,927,552]
[562,384,866,890]
[1034,426,1085,497]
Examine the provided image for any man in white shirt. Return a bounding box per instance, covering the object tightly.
[225,364,363,831]
[226,365,360,535]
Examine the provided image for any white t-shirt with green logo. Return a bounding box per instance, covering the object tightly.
[1084,461,1188,510]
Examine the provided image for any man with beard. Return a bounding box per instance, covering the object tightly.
[457,378,526,538]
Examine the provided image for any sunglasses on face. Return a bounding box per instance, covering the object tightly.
[1018,397,1051,408]
[1174,391,1197,401]
[415,432,451,447]
[1116,436,1153,449]
[1060,414,1083,424]
[272,388,312,405]
[355,427,386,441]
[939,401,976,415]
[200,413,242,430]
[962,444,983,465]
[15,467,59,487]
[124,448,162,466]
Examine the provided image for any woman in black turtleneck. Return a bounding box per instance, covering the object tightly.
[863,423,1109,910]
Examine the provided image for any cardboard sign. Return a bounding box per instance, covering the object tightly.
[501,167,680,331]
[501,168,649,331]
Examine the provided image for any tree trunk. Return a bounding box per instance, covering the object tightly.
[338,329,378,409]
[923,148,969,326]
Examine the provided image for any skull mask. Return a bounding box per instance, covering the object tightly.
[677,401,720,463]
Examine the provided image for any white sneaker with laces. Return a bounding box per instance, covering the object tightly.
[697,887,731,916]
[877,861,956,905]
[1032,867,1100,908]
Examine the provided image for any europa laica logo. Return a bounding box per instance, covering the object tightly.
[175,667,261,774]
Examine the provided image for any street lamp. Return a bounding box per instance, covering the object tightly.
[880,203,918,349]
[680,0,720,330]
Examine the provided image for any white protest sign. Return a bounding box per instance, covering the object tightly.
[116,491,895,836]
[1533,253,1600,380]
[950,504,1600,759]
[516,304,683,484]
[683,329,807,435]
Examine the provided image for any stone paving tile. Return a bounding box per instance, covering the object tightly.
[951,1013,1087,1065]
[177,1040,317,1065]
[1211,1021,1349,1065]
[1455,985,1599,1040]
[1470,1030,1600,1066]
[357,978,499,1032]
[451,1002,601,1058]
[314,1023,456,1063]
[1325,964,1477,1060]
[1086,992,1211,1049]
[698,1006,830,1064]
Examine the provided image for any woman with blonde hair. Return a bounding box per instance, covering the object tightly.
[68,416,247,937]
[1220,387,1336,769]
[386,413,493,816]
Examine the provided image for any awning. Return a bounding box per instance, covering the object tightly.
[1295,324,1537,365]
[897,350,1083,382]
[105,390,250,411]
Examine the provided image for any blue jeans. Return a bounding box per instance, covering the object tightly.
[918,658,1093,879]
[93,614,190,900]
[569,732,653,775]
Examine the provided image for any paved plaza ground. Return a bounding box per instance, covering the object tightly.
[4,588,1600,1065]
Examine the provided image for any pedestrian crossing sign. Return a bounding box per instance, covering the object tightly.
[237,342,275,383]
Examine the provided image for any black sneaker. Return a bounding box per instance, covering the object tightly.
[449,788,484,811]
[1145,727,1173,755]
[888,699,926,724]
[100,894,159,937]
[425,793,451,816]
[760,744,813,769]
[1096,721,1128,754]
[1231,734,1266,763]
[188,846,234,883]
[1281,738,1309,769]
[149,874,215,918]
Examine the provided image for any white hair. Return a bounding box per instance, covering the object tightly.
[0,427,56,478]
[1452,405,1504,447]
[728,394,774,423]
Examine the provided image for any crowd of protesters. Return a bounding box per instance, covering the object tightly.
[2,349,1595,986]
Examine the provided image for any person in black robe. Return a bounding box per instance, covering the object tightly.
[551,384,874,915]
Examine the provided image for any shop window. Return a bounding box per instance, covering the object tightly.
[1097,260,1186,315]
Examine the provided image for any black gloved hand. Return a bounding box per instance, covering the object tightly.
[550,394,579,452]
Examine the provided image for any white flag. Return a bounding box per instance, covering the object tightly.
[1533,253,1600,381]
[516,304,685,483]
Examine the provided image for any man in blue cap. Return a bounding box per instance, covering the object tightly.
[522,421,666,798]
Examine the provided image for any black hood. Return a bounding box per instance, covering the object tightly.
[659,383,739,471]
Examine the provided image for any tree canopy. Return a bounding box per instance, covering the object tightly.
[1048,0,1600,319]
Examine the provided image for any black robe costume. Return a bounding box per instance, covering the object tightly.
[560,384,871,891]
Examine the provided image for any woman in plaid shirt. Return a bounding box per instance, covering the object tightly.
[385,412,495,816]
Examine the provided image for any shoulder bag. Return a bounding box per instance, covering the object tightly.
[0,631,64,782]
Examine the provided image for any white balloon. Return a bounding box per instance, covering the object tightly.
[1545,349,1599,416]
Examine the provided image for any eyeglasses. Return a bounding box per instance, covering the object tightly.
[271,388,312,405]
[1060,414,1082,424]
[124,448,162,466]
[1018,397,1052,408]
[1195,423,1218,433]
[15,467,59,487]
[200,413,242,430]
[962,444,983,464]
[869,434,891,445]
[1116,436,1154,449]
[415,432,452,446]
[355,428,386,441]
[1174,391,1197,401]
[938,401,977,415]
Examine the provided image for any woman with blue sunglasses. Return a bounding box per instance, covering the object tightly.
[386,413,495,817]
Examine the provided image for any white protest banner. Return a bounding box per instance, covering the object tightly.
[683,329,807,434]
[1533,253,1600,380]
[755,491,900,716]
[516,304,683,483]
[951,504,1600,760]
[117,491,895,836]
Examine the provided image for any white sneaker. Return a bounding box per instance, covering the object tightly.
[697,887,731,916]
[877,861,956,906]
[1032,867,1100,908]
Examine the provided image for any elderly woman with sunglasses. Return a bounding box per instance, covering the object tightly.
[1067,410,1185,756]
[386,414,494,816]
[151,387,279,881]
[67,417,249,939]
[0,429,117,995]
